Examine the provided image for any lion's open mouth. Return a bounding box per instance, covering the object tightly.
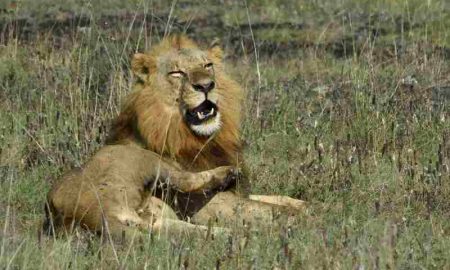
[185,100,218,125]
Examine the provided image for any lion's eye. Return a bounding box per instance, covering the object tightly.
[204,63,213,69]
[168,71,185,78]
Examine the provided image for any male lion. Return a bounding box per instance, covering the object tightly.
[44,36,305,238]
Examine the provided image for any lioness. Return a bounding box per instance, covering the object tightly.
[44,35,305,238]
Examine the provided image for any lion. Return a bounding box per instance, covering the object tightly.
[44,35,305,239]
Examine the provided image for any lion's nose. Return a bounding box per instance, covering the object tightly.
[192,81,215,93]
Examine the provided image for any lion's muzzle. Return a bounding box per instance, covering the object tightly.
[182,64,222,136]
[192,81,215,94]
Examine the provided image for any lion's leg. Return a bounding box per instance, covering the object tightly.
[152,218,229,237]
[80,145,236,195]
[108,196,228,238]
[191,191,295,226]
[106,211,229,239]
[248,195,306,211]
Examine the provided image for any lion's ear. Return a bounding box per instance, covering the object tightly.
[131,53,153,81]
[208,38,223,61]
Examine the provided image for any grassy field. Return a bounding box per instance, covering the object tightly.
[1,0,450,269]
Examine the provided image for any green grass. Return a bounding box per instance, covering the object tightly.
[1,0,450,269]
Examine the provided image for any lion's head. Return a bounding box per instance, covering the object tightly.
[131,36,225,136]
[110,36,243,170]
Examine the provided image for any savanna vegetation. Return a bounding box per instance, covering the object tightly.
[0,0,449,269]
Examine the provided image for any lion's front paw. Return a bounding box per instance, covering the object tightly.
[221,168,241,190]
[202,167,241,195]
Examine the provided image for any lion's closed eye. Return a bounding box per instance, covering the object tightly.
[168,71,186,78]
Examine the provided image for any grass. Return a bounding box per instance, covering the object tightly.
[1,0,450,269]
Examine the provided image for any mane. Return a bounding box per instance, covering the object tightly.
[109,36,244,171]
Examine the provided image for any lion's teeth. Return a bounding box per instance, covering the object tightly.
[196,109,215,120]
[197,112,205,120]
